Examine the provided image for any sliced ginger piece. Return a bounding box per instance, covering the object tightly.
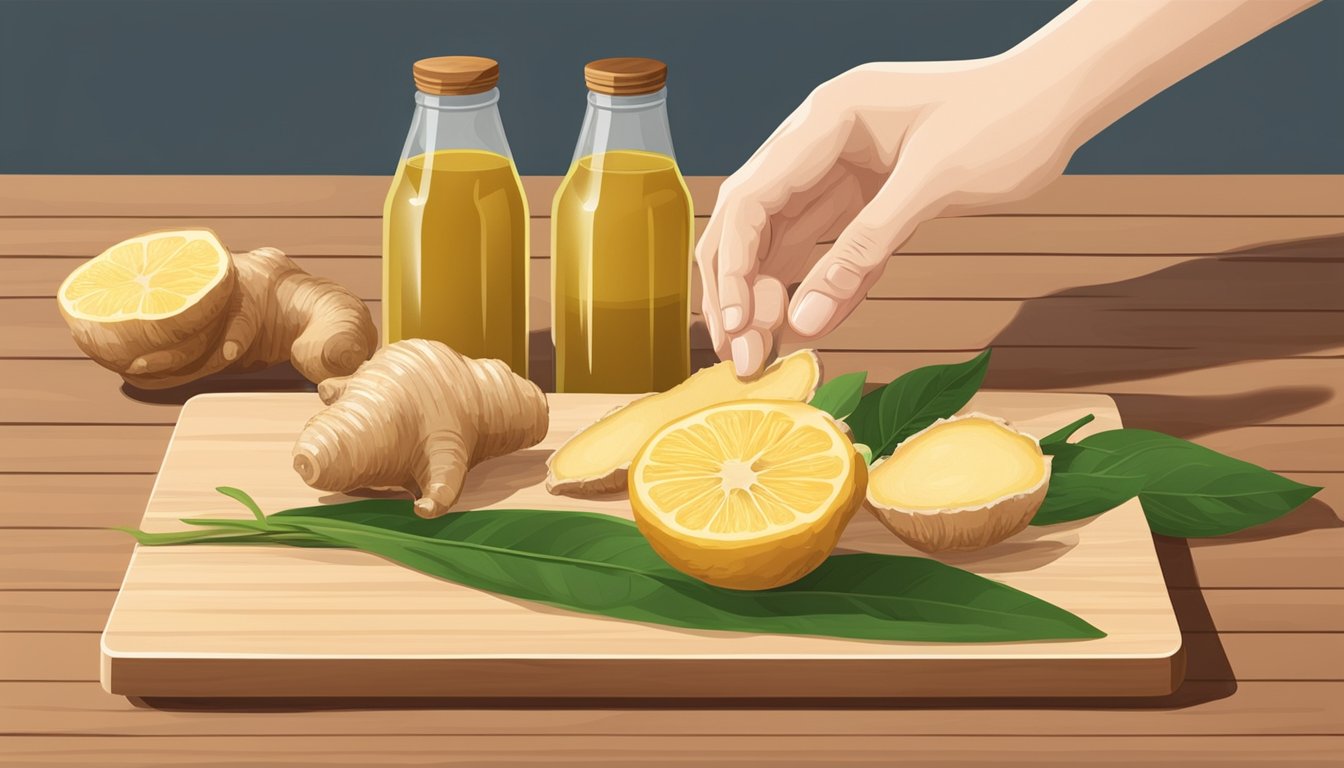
[629,400,866,590]
[545,350,821,496]
[865,413,1051,553]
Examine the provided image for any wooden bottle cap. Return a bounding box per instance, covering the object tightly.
[584,57,668,96]
[412,56,500,96]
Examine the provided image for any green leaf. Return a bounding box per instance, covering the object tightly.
[125,498,1103,643]
[1032,471,1146,526]
[1046,429,1320,537]
[848,349,991,459]
[809,371,867,420]
[1040,414,1095,447]
[217,486,267,524]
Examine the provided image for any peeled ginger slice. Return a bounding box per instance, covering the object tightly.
[865,413,1051,553]
[545,350,822,496]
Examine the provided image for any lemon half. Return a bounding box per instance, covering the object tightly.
[58,229,231,321]
[629,400,866,590]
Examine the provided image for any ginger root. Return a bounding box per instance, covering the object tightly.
[865,413,1051,553]
[545,350,822,496]
[292,339,549,518]
[60,229,375,389]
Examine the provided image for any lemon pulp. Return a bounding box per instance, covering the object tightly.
[59,230,229,320]
[629,400,864,590]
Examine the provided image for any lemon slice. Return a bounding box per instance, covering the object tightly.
[58,229,231,321]
[629,400,866,590]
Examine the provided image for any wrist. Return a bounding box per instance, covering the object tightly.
[994,25,1113,157]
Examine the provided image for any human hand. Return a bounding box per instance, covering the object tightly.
[696,58,1075,376]
[696,0,1318,377]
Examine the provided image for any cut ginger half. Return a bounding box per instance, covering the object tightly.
[865,413,1051,554]
[629,400,865,590]
[545,350,821,496]
[58,229,230,321]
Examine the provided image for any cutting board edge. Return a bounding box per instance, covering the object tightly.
[100,644,1186,699]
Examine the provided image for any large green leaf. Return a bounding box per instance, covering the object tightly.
[1032,471,1146,526]
[1041,430,1320,536]
[848,350,991,459]
[126,491,1103,643]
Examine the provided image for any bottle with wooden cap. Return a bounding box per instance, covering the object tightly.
[552,57,693,393]
[383,55,529,376]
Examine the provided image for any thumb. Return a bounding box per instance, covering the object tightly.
[787,174,931,339]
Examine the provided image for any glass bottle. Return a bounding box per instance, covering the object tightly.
[552,57,693,393]
[383,56,529,376]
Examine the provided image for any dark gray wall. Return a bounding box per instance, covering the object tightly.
[1,0,1340,175]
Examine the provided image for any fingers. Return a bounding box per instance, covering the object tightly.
[788,172,933,339]
[695,216,727,353]
[703,117,848,343]
[716,205,767,334]
[726,276,788,378]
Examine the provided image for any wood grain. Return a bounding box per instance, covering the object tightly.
[5,422,1335,473]
[5,174,1343,216]
[8,357,1343,431]
[0,474,155,528]
[4,215,1342,257]
[11,253,1342,310]
[1,681,1340,736]
[0,591,117,631]
[10,631,1340,685]
[7,587,1337,634]
[1,735,1340,767]
[0,530,134,590]
[99,391,1183,699]
[3,174,1340,762]
[10,526,1340,591]
[8,295,1341,361]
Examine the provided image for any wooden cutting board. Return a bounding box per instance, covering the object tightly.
[101,391,1183,699]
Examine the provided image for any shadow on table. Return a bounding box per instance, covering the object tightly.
[979,232,1342,538]
[1181,496,1341,545]
[118,327,716,401]
[120,362,315,404]
[131,685,1237,714]
[978,235,1343,429]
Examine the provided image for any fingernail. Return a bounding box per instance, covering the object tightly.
[731,335,753,377]
[722,305,746,332]
[790,292,838,336]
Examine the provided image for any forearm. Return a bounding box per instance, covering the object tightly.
[1002,0,1318,151]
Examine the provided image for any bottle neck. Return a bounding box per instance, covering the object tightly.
[399,88,515,163]
[570,87,677,164]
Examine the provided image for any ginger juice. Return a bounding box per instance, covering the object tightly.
[552,58,693,393]
[383,56,529,376]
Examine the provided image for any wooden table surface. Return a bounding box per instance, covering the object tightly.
[1,175,1341,766]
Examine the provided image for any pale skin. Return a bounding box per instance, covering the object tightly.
[698,0,1320,377]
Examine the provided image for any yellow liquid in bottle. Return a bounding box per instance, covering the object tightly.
[383,149,529,376]
[552,150,693,393]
